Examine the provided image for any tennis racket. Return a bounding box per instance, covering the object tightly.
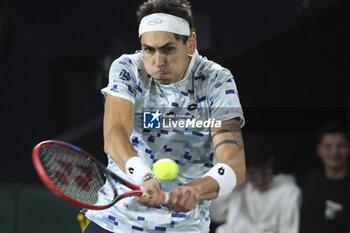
[32,140,144,210]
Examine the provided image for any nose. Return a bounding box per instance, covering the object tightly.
[154,52,166,68]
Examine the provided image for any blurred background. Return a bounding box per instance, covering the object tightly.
[0,0,346,232]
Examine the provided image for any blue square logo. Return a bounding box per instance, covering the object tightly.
[143,110,161,129]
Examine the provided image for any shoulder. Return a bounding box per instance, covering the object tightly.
[109,51,150,86]
[110,51,145,73]
[193,54,233,82]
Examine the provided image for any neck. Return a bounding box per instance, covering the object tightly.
[325,165,348,180]
[176,55,191,83]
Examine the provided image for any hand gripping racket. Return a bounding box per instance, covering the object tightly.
[32,140,145,210]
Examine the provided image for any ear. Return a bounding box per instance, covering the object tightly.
[187,32,197,55]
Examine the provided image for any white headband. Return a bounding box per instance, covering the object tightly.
[138,13,190,37]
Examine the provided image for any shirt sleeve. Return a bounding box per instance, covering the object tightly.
[101,56,138,104]
[208,69,245,127]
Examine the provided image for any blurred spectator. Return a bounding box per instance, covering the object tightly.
[209,135,300,233]
[299,122,350,233]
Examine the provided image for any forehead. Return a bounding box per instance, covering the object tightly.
[320,133,348,144]
[140,31,180,46]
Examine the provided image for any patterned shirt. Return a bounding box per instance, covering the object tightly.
[86,50,244,233]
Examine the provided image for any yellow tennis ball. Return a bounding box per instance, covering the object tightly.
[152,158,178,181]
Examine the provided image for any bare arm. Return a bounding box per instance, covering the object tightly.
[210,118,246,185]
[191,118,245,198]
[167,118,246,212]
[103,94,137,171]
[104,94,166,206]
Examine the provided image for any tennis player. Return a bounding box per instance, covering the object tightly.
[85,0,246,232]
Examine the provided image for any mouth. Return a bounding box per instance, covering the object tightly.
[154,76,172,85]
[155,72,168,77]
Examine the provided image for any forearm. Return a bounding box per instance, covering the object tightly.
[104,126,137,172]
[185,141,244,201]
[167,174,230,212]
[197,118,246,200]
[103,95,137,172]
[186,151,245,200]
[211,118,246,186]
[187,176,219,200]
[217,147,246,187]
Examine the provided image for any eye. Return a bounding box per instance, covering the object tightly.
[162,46,175,54]
[166,47,174,51]
[143,47,155,53]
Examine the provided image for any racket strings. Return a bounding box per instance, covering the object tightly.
[39,145,109,205]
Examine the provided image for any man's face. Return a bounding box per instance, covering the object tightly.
[140,31,195,85]
[317,133,349,169]
[246,164,273,192]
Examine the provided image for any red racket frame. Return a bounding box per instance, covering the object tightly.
[32,140,142,210]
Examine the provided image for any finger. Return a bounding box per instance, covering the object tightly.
[177,189,190,207]
[182,195,197,212]
[150,192,165,206]
[170,188,200,212]
[141,184,155,195]
[137,190,151,204]
[136,195,155,206]
[135,193,151,203]
[139,180,160,200]
[135,196,147,205]
[137,189,165,207]
[167,188,180,206]
[166,190,180,211]
[169,188,189,212]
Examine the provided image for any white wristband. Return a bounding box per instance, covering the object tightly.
[125,156,153,185]
[202,163,237,198]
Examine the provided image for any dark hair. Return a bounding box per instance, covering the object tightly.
[136,0,194,44]
[317,121,349,144]
[244,135,272,168]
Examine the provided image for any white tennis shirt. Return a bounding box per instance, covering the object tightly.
[86,50,244,233]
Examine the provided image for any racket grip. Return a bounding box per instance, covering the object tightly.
[163,192,169,204]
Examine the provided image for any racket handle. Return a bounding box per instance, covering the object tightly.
[163,192,169,204]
